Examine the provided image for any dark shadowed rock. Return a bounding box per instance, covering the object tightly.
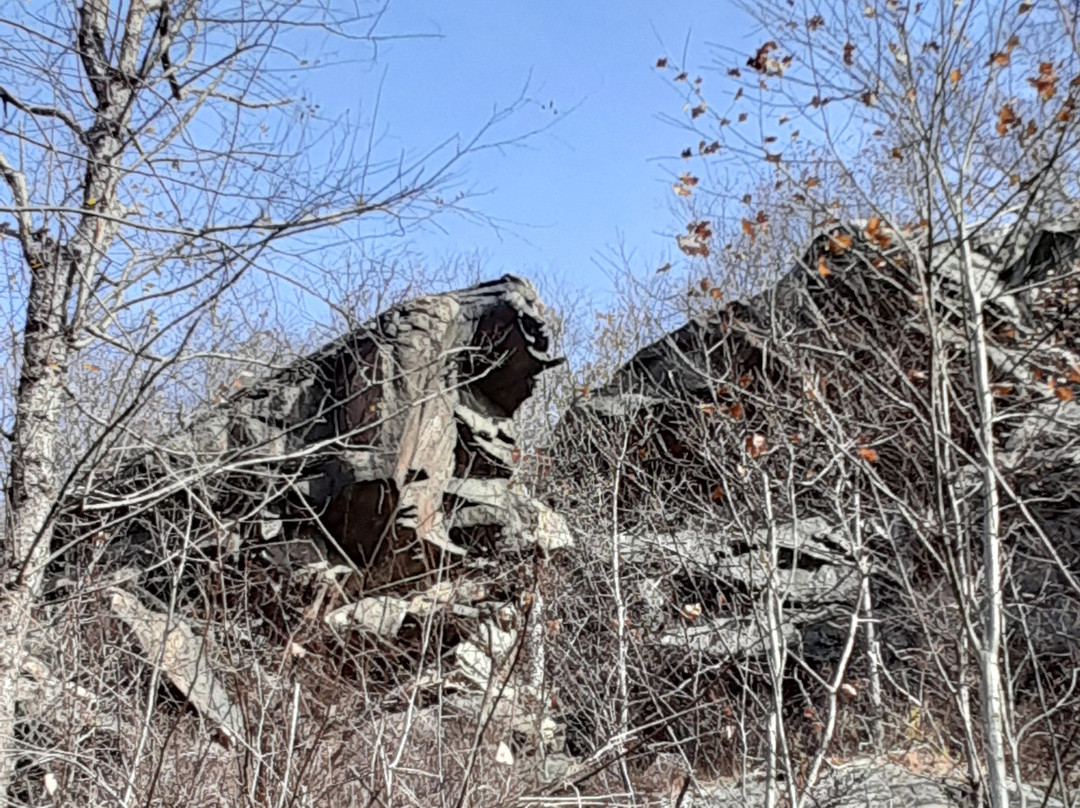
[56,274,570,756]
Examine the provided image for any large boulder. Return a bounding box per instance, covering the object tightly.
[53,275,571,761]
[547,219,1080,763]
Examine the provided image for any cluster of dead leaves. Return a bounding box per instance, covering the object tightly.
[816,221,892,277]
[864,217,892,249]
[988,34,1021,68]
[677,220,714,258]
[672,172,699,197]
[1042,365,1080,401]
[747,41,791,76]
[682,139,722,159]
[996,103,1019,136]
[693,277,724,300]
[1029,61,1059,100]
[741,210,769,244]
[993,61,1073,136]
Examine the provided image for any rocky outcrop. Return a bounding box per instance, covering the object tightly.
[54,275,571,760]
[96,274,564,569]
[35,224,1080,797]
[553,218,1080,695]
[686,757,1064,808]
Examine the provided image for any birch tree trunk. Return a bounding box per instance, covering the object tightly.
[957,229,1009,808]
[0,0,490,796]
[1,1,136,788]
[0,249,70,795]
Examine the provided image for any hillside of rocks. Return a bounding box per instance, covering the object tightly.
[547,218,1080,775]
[20,223,1080,805]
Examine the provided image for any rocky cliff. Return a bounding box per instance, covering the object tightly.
[29,223,1080,802]
[555,218,1080,655]
[45,275,573,767]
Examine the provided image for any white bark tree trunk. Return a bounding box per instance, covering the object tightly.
[957,231,1010,808]
[1,0,136,793]
[0,230,71,798]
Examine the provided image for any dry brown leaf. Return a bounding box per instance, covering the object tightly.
[1029,62,1058,100]
[996,103,1018,135]
[828,233,853,253]
[742,218,756,243]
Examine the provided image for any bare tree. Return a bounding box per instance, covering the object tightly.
[535,3,1080,806]
[0,1,527,799]
[639,2,1080,805]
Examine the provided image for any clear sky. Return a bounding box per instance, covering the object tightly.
[299,1,756,298]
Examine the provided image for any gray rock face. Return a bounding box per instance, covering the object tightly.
[619,519,860,660]
[58,275,571,757]
[79,275,566,569]
[554,220,1080,670]
[545,221,1080,788]
[687,760,1063,808]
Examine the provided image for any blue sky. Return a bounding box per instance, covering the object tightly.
[300,1,756,297]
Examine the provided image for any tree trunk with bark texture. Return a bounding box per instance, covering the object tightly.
[0,0,134,792]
